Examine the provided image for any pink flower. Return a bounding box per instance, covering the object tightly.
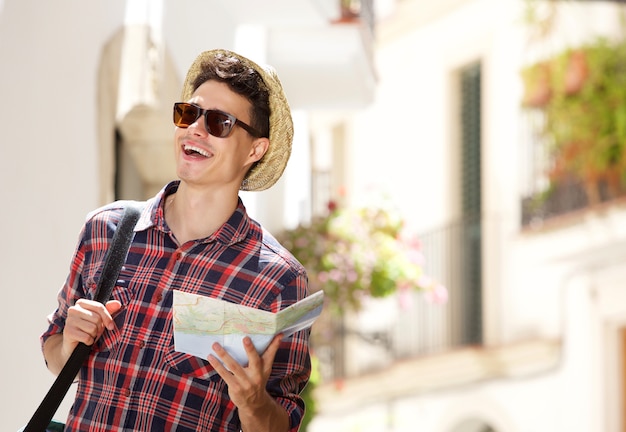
[397,283,413,310]
[295,237,309,248]
[346,270,358,283]
[407,248,425,266]
[329,269,343,282]
[424,284,448,304]
[318,272,329,283]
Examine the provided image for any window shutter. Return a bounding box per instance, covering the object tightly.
[460,62,483,345]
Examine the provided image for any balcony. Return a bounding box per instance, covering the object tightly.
[521,177,626,228]
[520,110,626,229]
[311,216,561,409]
[519,38,626,228]
[313,217,484,381]
[219,0,377,109]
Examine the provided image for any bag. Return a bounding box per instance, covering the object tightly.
[20,204,142,432]
[17,420,64,432]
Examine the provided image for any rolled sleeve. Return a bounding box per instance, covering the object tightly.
[40,226,88,352]
[267,271,312,431]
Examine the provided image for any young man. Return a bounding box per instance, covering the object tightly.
[41,49,311,431]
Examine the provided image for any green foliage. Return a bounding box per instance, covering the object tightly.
[299,355,320,431]
[522,37,626,201]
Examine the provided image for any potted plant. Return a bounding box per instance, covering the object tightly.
[276,202,441,314]
[522,37,626,204]
[521,61,552,108]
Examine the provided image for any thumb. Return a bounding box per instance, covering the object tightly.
[105,299,122,316]
[103,300,122,331]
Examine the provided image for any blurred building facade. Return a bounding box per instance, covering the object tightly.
[2,0,626,431]
[309,1,626,431]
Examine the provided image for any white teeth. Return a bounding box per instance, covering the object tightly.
[184,145,210,157]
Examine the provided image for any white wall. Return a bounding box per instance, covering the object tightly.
[0,1,126,427]
[0,0,313,428]
[0,0,246,428]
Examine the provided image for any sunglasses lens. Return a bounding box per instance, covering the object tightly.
[173,103,200,127]
[173,103,240,138]
[205,112,234,138]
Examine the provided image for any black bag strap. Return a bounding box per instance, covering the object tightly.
[23,204,143,432]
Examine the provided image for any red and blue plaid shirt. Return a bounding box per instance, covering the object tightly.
[42,181,311,431]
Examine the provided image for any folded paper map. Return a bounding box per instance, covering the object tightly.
[172,290,324,366]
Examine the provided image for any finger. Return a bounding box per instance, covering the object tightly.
[207,353,229,376]
[77,315,102,343]
[69,300,112,341]
[74,298,103,311]
[72,300,105,327]
[74,299,119,331]
[261,333,283,372]
[63,321,98,346]
[211,342,242,374]
[207,345,236,385]
[67,305,100,334]
[104,300,122,330]
[242,337,261,370]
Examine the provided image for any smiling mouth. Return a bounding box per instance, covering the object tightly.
[183,144,211,158]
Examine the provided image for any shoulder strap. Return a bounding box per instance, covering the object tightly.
[23,204,143,432]
[93,204,142,303]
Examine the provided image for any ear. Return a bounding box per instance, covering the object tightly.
[248,137,269,163]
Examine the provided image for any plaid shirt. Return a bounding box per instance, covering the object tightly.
[42,181,311,431]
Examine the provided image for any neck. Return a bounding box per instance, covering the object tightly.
[165,183,239,245]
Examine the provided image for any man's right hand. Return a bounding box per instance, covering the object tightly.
[44,299,121,374]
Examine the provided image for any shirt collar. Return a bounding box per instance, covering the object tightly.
[135,181,253,246]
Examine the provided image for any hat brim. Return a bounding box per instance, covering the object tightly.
[181,49,293,192]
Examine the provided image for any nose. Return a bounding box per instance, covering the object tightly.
[187,114,208,136]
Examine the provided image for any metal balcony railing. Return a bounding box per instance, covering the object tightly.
[313,217,484,381]
[519,111,626,228]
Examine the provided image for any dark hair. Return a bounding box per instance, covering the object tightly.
[192,53,270,138]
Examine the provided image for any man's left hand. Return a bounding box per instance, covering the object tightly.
[207,333,282,410]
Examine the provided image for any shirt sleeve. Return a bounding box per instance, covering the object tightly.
[40,204,128,353]
[40,223,89,353]
[266,269,312,432]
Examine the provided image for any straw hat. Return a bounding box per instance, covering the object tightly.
[180,49,294,191]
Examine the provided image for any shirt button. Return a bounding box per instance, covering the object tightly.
[156,293,163,302]
[123,388,131,397]
[139,340,146,349]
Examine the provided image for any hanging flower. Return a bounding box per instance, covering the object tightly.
[277,204,443,314]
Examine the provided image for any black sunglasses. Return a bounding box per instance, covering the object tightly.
[173,102,262,138]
